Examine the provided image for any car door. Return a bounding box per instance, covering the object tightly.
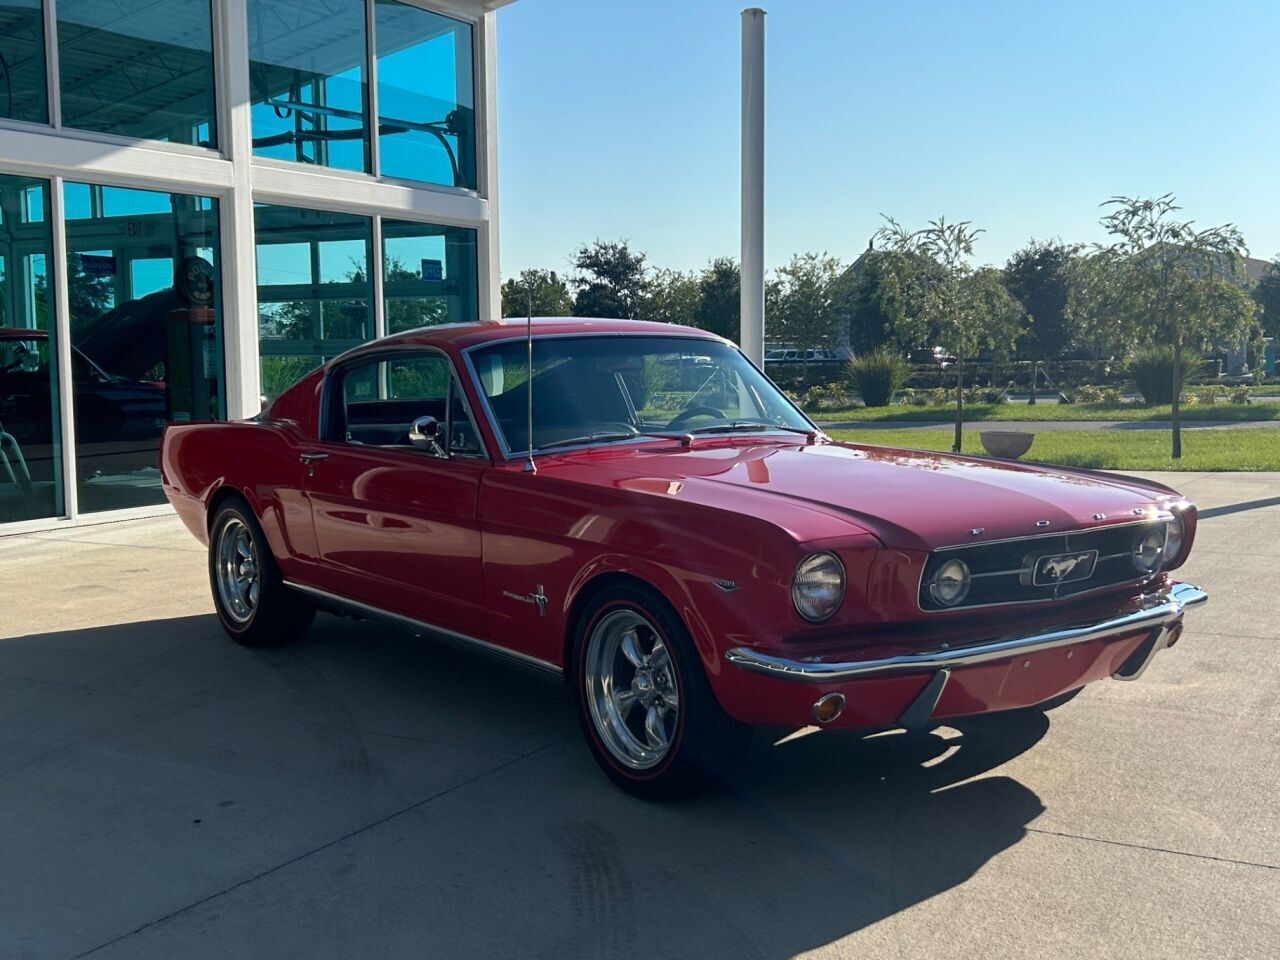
[301,348,489,638]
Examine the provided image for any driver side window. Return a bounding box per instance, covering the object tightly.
[335,352,482,458]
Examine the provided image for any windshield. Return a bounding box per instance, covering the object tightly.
[469,335,815,455]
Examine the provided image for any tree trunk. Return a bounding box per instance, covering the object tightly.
[1171,335,1183,459]
[954,361,965,453]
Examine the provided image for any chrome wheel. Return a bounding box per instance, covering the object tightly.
[215,517,259,625]
[584,609,680,771]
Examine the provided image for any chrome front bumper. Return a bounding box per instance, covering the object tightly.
[725,582,1208,683]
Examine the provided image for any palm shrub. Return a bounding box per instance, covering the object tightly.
[846,347,909,407]
[1128,346,1204,405]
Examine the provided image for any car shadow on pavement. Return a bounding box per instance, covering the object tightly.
[0,612,1049,959]
[1197,495,1280,519]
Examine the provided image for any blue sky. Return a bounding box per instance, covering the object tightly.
[496,0,1280,276]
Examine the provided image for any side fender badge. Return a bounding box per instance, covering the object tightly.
[502,585,548,616]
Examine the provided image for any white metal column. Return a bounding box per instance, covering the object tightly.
[216,0,261,419]
[42,0,61,128]
[48,175,77,519]
[477,10,501,321]
[740,7,766,364]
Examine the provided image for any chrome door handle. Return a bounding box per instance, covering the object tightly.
[300,451,330,465]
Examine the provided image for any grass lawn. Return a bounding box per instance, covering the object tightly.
[824,427,1280,471]
[818,401,1280,423]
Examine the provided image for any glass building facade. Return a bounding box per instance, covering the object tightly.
[383,219,478,332]
[248,0,368,171]
[0,174,59,524]
[255,204,373,400]
[375,0,476,188]
[0,0,500,530]
[64,183,223,513]
[57,0,218,146]
[0,1,48,125]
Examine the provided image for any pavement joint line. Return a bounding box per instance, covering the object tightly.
[0,514,174,540]
[71,733,578,959]
[5,533,202,554]
[1025,825,1280,872]
[1186,628,1276,641]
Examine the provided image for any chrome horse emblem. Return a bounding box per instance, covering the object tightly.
[1033,550,1098,586]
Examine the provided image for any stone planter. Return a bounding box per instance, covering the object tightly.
[980,430,1034,459]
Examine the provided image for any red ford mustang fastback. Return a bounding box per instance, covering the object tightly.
[161,318,1206,797]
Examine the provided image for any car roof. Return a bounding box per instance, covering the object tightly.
[363,317,729,354]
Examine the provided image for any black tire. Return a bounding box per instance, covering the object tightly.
[208,497,314,647]
[570,582,741,800]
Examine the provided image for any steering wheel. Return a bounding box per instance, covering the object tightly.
[666,406,726,430]
[596,422,639,436]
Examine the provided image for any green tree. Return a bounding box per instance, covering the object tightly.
[645,268,700,326]
[501,269,572,318]
[693,257,740,342]
[264,259,370,343]
[1097,194,1254,458]
[51,259,115,336]
[570,239,648,319]
[1003,240,1081,360]
[875,217,1026,452]
[384,257,449,333]
[769,252,844,372]
[830,249,903,355]
[1253,258,1280,339]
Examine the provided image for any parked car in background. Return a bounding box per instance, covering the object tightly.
[162,318,1206,798]
[0,328,166,485]
[909,346,959,367]
[765,346,845,364]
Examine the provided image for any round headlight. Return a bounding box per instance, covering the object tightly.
[1163,513,1185,562]
[792,553,846,622]
[1132,526,1167,573]
[929,558,971,607]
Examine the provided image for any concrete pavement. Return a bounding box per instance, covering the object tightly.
[0,474,1277,959]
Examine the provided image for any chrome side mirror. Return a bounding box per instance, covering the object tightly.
[408,415,445,456]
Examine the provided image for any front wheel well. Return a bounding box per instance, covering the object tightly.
[562,572,674,675]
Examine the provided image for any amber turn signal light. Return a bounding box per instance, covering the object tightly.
[811,692,846,724]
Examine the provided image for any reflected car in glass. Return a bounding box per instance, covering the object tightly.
[160,319,1207,797]
[0,327,166,486]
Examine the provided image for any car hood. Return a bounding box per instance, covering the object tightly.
[546,439,1175,550]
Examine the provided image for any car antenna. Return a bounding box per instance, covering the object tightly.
[523,284,537,474]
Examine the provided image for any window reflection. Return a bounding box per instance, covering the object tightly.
[248,0,369,172]
[57,0,217,147]
[0,174,61,523]
[64,183,223,513]
[255,204,372,402]
[0,0,48,124]
[375,0,475,188]
[382,219,478,333]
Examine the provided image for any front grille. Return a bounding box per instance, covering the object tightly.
[919,520,1169,612]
